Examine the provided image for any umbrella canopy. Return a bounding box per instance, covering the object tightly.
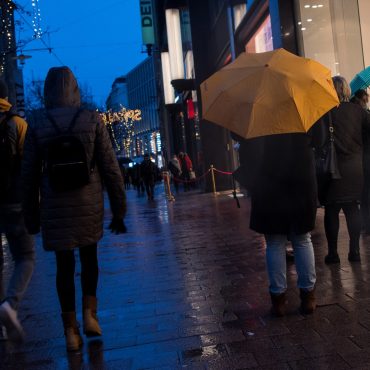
[350,66,370,95]
[200,48,339,139]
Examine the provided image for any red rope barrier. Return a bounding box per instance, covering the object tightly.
[171,169,211,184]
[213,168,233,176]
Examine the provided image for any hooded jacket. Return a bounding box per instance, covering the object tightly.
[0,98,28,204]
[22,67,126,251]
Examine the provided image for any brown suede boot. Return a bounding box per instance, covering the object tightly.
[83,296,102,337]
[300,288,316,314]
[61,312,83,352]
[270,292,286,317]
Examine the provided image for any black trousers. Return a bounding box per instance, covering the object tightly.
[324,202,361,254]
[55,244,98,312]
[144,181,155,199]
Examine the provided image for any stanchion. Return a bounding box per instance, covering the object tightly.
[210,165,217,194]
[162,171,175,201]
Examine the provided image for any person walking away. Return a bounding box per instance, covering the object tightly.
[140,153,158,200]
[0,79,35,342]
[179,152,193,191]
[351,89,369,112]
[351,90,370,232]
[314,78,370,264]
[168,155,182,193]
[124,167,132,190]
[232,128,318,316]
[132,163,144,195]
[22,67,126,352]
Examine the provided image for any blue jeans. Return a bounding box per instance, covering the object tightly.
[0,204,35,311]
[265,233,316,294]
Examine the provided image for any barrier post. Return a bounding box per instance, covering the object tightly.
[210,165,217,194]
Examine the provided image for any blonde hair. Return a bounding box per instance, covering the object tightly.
[332,76,351,103]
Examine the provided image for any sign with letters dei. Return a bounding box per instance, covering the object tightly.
[140,0,155,45]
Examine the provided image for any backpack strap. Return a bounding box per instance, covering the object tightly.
[46,109,82,134]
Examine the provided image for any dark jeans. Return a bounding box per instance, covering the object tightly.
[55,244,98,312]
[324,202,361,254]
[0,204,35,310]
[144,181,155,199]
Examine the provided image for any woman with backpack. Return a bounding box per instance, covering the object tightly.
[22,67,126,352]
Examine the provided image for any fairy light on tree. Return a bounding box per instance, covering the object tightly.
[0,0,16,74]
[31,0,42,38]
[0,0,43,74]
[100,106,142,156]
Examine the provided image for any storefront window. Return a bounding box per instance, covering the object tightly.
[295,0,365,82]
[245,15,273,53]
[358,0,370,68]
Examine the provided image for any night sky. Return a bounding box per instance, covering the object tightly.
[19,0,146,107]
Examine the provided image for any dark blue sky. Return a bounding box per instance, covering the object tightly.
[20,0,146,107]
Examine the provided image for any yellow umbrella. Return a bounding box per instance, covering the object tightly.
[200,48,339,139]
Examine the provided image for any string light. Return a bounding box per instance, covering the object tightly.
[31,0,42,38]
[100,106,142,125]
[100,106,142,156]
[0,0,15,74]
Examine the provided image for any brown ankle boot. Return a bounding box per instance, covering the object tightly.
[270,292,286,317]
[61,312,83,352]
[83,296,102,337]
[300,288,316,314]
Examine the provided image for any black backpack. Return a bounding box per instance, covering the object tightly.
[45,110,93,192]
[0,112,19,194]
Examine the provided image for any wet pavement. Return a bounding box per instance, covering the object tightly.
[2,185,370,369]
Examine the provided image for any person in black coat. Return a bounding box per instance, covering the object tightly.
[317,78,370,264]
[140,153,158,200]
[351,90,370,232]
[233,130,318,316]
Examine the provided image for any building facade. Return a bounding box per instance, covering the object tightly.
[145,0,369,190]
[126,56,163,165]
[107,57,163,165]
[106,76,129,112]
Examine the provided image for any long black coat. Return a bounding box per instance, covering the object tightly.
[235,133,317,235]
[318,103,370,204]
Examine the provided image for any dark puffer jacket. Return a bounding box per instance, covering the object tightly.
[22,67,125,251]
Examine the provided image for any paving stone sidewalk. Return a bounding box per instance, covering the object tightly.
[1,186,370,369]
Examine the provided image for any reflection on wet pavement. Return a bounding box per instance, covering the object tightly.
[1,186,370,368]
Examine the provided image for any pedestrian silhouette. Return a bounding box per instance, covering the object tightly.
[22,67,127,352]
[0,79,35,343]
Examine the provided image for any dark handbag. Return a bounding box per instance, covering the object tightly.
[315,112,341,180]
[315,112,341,205]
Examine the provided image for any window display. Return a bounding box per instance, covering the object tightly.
[245,15,273,53]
